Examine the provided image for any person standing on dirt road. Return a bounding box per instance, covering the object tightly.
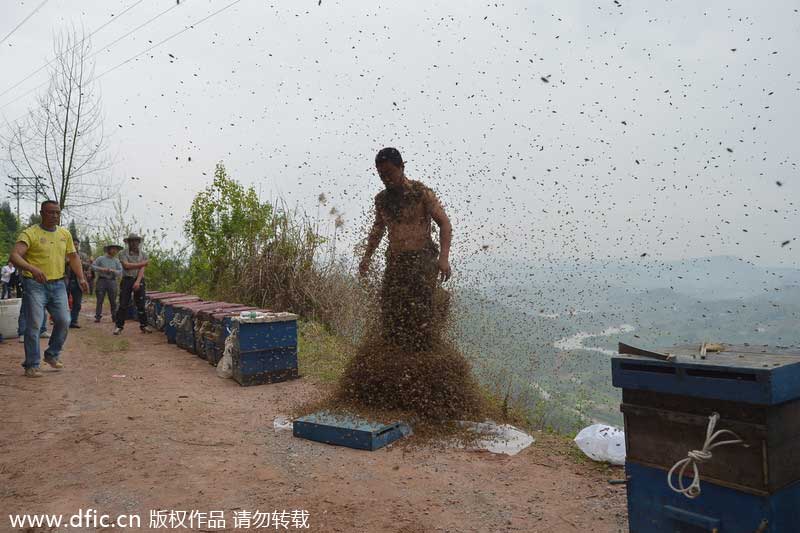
[67,237,92,329]
[114,234,153,335]
[1,261,15,299]
[10,200,89,377]
[358,147,453,352]
[92,244,123,323]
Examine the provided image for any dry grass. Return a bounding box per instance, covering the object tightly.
[297,320,355,384]
[80,327,130,354]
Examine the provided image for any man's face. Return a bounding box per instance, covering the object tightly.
[376,161,405,190]
[40,203,61,227]
[108,248,119,257]
[128,240,141,252]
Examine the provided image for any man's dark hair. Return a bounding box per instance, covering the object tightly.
[40,200,59,211]
[375,147,404,167]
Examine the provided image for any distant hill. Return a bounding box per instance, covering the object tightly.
[451,256,800,431]
[462,254,800,303]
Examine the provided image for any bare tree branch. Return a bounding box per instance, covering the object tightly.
[1,27,116,213]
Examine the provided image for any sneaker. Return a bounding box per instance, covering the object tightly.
[69,323,81,329]
[25,367,42,378]
[140,325,154,334]
[113,327,122,336]
[18,336,24,343]
[40,331,51,338]
[94,317,101,323]
[44,356,64,369]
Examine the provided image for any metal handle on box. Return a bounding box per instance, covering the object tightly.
[663,505,721,530]
[375,424,400,437]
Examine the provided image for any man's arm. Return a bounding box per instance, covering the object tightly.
[358,204,386,277]
[428,191,453,282]
[132,261,145,290]
[10,242,47,283]
[120,259,149,270]
[67,252,90,292]
[113,259,124,279]
[91,257,105,273]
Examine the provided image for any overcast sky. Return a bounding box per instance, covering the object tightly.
[1,0,798,270]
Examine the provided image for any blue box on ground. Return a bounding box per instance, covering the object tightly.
[204,308,258,365]
[161,296,201,343]
[230,312,300,386]
[626,462,800,533]
[146,292,183,328]
[173,302,230,353]
[194,305,250,360]
[613,343,800,532]
[293,411,412,451]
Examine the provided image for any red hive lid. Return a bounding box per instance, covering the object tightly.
[151,292,186,301]
[161,296,202,306]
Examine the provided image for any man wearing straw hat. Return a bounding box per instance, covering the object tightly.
[92,244,123,323]
[114,234,153,335]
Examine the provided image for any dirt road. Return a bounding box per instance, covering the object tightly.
[0,314,627,532]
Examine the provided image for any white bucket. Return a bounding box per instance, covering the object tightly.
[0,298,21,339]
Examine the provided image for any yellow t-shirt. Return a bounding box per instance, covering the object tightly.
[17,225,76,281]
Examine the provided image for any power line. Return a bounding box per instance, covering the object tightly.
[0,0,50,47]
[1,0,245,124]
[7,175,47,219]
[0,0,148,101]
[0,0,188,113]
[95,0,246,81]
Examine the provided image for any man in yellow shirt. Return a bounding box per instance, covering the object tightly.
[10,200,89,377]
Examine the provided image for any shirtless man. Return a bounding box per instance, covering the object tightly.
[358,147,452,351]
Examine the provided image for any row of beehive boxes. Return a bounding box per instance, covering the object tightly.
[144,291,299,386]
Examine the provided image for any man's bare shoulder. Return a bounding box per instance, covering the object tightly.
[408,179,431,191]
[409,180,444,205]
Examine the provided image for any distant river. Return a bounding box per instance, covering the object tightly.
[553,324,635,356]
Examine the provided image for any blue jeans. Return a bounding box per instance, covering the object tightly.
[18,291,48,336]
[21,277,70,369]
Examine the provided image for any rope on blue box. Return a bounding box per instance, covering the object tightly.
[156,310,166,330]
[667,412,749,499]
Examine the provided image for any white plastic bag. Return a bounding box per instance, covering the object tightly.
[574,424,626,465]
[216,329,236,379]
[459,421,535,455]
[273,415,293,431]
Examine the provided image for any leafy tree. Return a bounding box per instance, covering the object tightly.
[185,163,273,292]
[0,202,20,261]
[2,29,113,213]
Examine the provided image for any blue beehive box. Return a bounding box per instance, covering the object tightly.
[293,411,412,451]
[612,343,800,533]
[230,312,300,386]
[174,302,228,353]
[146,292,183,328]
[161,296,201,343]
[203,307,257,365]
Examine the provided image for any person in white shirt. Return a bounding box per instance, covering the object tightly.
[1,261,15,299]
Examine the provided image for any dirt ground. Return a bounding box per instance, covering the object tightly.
[0,308,627,533]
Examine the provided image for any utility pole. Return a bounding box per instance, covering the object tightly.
[7,175,47,220]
